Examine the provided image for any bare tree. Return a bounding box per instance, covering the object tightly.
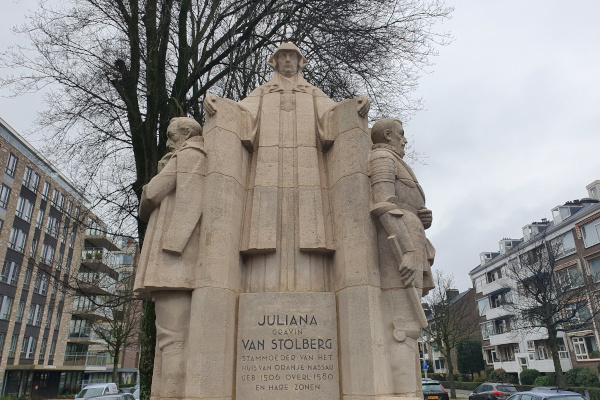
[504,235,598,387]
[424,271,478,398]
[1,1,452,396]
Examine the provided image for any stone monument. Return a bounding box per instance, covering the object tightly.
[137,43,435,400]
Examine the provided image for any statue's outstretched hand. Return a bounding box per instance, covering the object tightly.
[418,207,433,229]
[203,94,218,116]
[356,95,370,118]
[398,251,416,286]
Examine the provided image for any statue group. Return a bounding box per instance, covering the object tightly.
[134,43,435,400]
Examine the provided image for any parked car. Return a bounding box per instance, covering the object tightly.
[507,389,585,400]
[469,383,518,400]
[132,387,140,400]
[75,383,119,399]
[422,379,449,400]
[86,395,135,400]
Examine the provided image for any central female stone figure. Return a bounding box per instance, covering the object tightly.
[205,43,369,293]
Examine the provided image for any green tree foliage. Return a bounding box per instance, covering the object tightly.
[565,367,600,388]
[519,369,540,385]
[457,339,485,377]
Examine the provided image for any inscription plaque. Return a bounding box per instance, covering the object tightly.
[236,292,339,400]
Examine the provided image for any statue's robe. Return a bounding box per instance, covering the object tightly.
[238,72,337,292]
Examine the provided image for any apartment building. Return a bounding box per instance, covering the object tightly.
[0,117,140,396]
[468,181,600,381]
[0,117,88,396]
[419,288,480,375]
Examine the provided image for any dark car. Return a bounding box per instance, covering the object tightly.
[87,395,136,400]
[507,389,585,400]
[422,379,449,400]
[469,382,518,400]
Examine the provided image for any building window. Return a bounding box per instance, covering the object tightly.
[61,226,68,243]
[56,251,64,271]
[15,300,25,323]
[8,334,18,357]
[555,264,584,289]
[1,260,20,285]
[30,238,38,258]
[23,267,32,287]
[49,340,56,358]
[70,230,76,248]
[66,200,73,215]
[46,215,60,238]
[581,217,600,248]
[0,332,5,354]
[35,208,45,229]
[572,336,594,360]
[537,343,549,360]
[5,153,18,177]
[480,321,493,339]
[51,188,65,210]
[46,307,53,328]
[588,256,600,282]
[565,301,591,324]
[15,196,34,222]
[38,338,47,361]
[486,266,503,283]
[40,243,55,265]
[477,298,490,316]
[54,310,61,330]
[8,228,28,253]
[42,181,50,200]
[434,358,446,371]
[553,231,576,259]
[38,273,49,295]
[0,295,14,320]
[26,336,37,359]
[23,166,40,192]
[0,184,11,209]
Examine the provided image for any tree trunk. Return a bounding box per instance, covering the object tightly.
[112,346,121,385]
[444,339,456,399]
[547,327,565,387]
[139,300,156,400]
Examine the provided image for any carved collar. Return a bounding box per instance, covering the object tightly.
[265,72,311,93]
[371,143,403,157]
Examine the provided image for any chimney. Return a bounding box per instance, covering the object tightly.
[446,289,459,301]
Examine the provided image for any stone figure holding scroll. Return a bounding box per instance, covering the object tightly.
[204,43,369,293]
[369,118,435,396]
[134,117,206,399]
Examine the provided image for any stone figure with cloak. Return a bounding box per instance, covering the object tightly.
[134,117,206,399]
[204,42,369,294]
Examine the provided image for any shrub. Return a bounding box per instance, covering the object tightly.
[565,367,600,387]
[487,369,516,384]
[532,376,548,386]
[474,376,486,383]
[520,369,540,385]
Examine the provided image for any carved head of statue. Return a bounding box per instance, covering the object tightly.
[167,117,203,152]
[371,118,407,158]
[267,43,308,77]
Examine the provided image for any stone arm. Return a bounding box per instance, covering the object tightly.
[204,93,256,151]
[138,163,177,222]
[369,150,416,285]
[162,142,206,255]
[316,94,369,151]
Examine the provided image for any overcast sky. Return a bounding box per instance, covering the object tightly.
[2,0,600,291]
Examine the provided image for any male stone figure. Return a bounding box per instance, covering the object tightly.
[369,118,435,396]
[204,43,369,293]
[134,117,206,399]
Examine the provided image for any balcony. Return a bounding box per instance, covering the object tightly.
[74,273,116,295]
[486,306,512,320]
[81,248,120,274]
[85,228,121,251]
[489,331,520,346]
[72,305,109,321]
[64,352,109,368]
[481,277,511,296]
[68,328,105,345]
